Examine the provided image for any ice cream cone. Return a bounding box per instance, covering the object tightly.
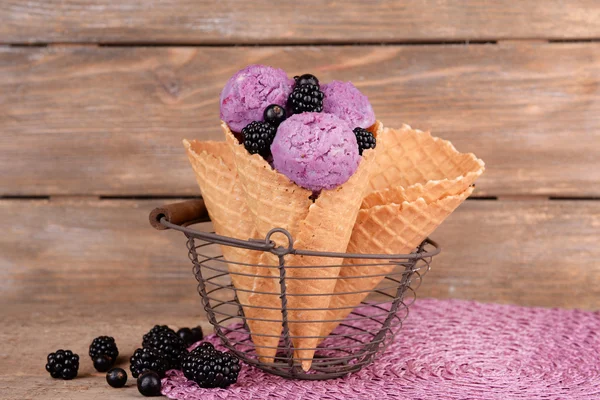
[368,124,485,195]
[223,122,376,370]
[183,139,283,363]
[319,125,485,340]
[319,186,474,340]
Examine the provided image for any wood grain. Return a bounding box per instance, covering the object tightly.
[0,302,212,399]
[1,199,598,309]
[1,1,600,44]
[1,43,599,197]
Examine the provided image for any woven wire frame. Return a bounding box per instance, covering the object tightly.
[167,220,438,380]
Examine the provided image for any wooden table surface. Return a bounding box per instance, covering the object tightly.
[1,2,600,399]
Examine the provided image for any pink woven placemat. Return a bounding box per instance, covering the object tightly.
[162,299,600,400]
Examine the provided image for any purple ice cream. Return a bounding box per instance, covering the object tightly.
[322,81,375,129]
[271,113,360,191]
[220,65,293,132]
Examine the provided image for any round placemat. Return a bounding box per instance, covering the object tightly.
[162,299,600,400]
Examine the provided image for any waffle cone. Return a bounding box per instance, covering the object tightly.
[367,124,485,197]
[183,139,282,362]
[223,122,376,370]
[319,186,474,340]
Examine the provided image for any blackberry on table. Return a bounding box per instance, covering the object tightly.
[287,83,324,114]
[142,325,176,345]
[130,347,168,378]
[242,121,277,158]
[46,349,79,380]
[353,127,377,155]
[143,330,187,370]
[89,336,119,365]
[182,347,241,388]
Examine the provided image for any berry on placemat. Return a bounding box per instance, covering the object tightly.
[143,330,187,370]
[287,83,325,114]
[182,345,241,388]
[137,371,162,397]
[106,367,128,388]
[130,347,168,378]
[263,104,287,127]
[353,127,377,155]
[46,349,79,380]
[294,73,319,87]
[93,355,113,372]
[89,336,119,368]
[242,121,277,158]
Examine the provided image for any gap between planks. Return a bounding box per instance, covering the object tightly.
[4,38,600,48]
[2,195,598,203]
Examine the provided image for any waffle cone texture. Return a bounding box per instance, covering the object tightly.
[183,121,484,371]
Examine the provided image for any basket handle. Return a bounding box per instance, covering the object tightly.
[149,199,210,230]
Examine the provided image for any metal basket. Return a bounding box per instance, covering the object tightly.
[150,199,440,380]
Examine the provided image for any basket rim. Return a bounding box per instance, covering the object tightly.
[159,217,441,259]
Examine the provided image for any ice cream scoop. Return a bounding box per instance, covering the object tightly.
[322,80,375,129]
[220,65,293,132]
[271,112,360,191]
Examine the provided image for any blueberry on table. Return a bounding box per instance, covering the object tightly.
[106,367,128,388]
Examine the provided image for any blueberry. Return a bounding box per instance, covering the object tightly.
[106,367,128,388]
[137,371,162,397]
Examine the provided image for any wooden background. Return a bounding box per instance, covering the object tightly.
[1,1,599,398]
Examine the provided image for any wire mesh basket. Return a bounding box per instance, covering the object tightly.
[150,199,440,380]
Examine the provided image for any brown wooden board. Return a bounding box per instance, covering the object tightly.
[1,1,600,44]
[0,302,212,399]
[2,199,598,310]
[1,43,599,197]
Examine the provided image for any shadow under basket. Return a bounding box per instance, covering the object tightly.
[150,199,440,380]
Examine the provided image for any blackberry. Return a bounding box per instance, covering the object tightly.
[137,371,162,397]
[263,104,287,127]
[294,74,319,87]
[106,367,128,388]
[143,330,186,370]
[46,349,79,380]
[287,83,324,114]
[241,121,276,158]
[190,341,216,357]
[89,336,119,365]
[182,348,240,388]
[130,347,168,378]
[353,127,377,155]
[142,325,176,344]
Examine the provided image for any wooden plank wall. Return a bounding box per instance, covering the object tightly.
[1,1,599,311]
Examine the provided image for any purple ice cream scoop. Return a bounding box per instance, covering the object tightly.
[220,65,293,132]
[322,80,375,129]
[271,113,360,191]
